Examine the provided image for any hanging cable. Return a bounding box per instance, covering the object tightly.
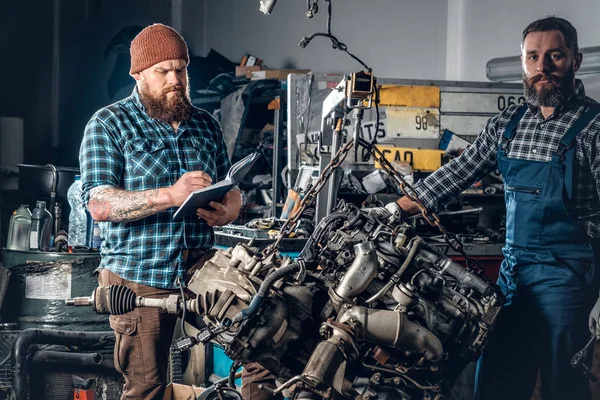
[299,0,372,73]
[362,89,381,162]
[176,276,188,337]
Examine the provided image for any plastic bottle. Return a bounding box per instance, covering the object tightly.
[86,211,103,250]
[29,200,53,251]
[7,204,32,251]
[67,175,88,247]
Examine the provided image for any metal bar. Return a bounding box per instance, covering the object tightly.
[272,96,282,218]
[326,115,344,214]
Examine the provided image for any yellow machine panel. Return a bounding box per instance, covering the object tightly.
[377,85,441,108]
[375,146,445,172]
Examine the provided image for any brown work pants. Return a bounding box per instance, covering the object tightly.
[99,251,281,400]
[98,269,179,400]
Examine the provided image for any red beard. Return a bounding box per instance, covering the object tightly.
[140,84,193,123]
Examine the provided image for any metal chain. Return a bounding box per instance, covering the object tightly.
[260,126,490,283]
[359,138,491,283]
[261,138,356,258]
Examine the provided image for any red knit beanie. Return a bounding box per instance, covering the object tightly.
[129,23,190,74]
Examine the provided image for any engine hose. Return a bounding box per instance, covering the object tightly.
[229,360,241,389]
[312,212,351,243]
[346,212,363,228]
[365,238,421,304]
[303,338,345,388]
[299,212,350,260]
[11,329,114,400]
[231,261,301,324]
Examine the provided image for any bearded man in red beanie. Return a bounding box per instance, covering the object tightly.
[78,23,241,399]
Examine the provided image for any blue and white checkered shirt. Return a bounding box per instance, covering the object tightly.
[79,88,231,288]
[413,80,600,238]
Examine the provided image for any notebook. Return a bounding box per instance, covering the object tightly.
[172,152,260,219]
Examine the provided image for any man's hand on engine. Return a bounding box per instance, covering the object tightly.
[588,296,600,338]
[385,201,403,221]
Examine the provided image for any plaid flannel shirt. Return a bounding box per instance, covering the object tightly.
[79,88,231,289]
[413,80,600,238]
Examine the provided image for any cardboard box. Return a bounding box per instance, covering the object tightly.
[240,54,263,67]
[251,69,310,81]
[235,65,261,78]
[163,383,204,400]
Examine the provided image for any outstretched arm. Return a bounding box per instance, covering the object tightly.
[395,113,503,216]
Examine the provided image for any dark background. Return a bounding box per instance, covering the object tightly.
[0,0,172,167]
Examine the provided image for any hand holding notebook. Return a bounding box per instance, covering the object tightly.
[172,152,260,219]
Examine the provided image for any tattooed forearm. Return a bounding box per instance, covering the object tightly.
[88,187,167,222]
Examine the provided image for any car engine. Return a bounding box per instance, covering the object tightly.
[177,199,503,399]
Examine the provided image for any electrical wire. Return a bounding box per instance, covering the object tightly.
[299,0,372,72]
[177,276,188,337]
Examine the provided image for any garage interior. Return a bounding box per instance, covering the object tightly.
[2,1,600,399]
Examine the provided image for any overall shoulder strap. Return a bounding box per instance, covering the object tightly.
[559,103,600,199]
[556,103,600,160]
[499,105,527,153]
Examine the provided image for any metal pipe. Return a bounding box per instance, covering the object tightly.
[11,329,114,400]
[272,95,282,218]
[326,115,344,215]
[45,164,58,235]
[338,306,443,362]
[27,350,111,368]
[417,244,493,297]
[334,242,378,300]
[408,207,482,221]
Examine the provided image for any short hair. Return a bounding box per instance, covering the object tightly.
[522,16,579,54]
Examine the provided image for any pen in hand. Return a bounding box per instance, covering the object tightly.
[180,168,188,174]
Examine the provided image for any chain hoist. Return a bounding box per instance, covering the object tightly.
[262,136,355,258]
[358,137,491,283]
[262,113,491,284]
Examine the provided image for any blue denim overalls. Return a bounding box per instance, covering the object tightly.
[475,104,600,400]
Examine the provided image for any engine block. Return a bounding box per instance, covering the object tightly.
[186,201,503,399]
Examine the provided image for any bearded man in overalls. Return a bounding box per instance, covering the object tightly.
[393,16,600,399]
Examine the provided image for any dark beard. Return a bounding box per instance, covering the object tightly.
[140,83,193,123]
[523,67,575,108]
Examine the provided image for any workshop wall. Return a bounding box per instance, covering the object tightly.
[4,1,600,167]
[56,0,172,167]
[0,1,54,165]
[179,0,206,57]
[187,0,449,80]
[0,0,172,167]
[188,0,600,99]
[448,0,600,98]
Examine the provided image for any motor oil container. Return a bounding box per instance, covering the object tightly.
[7,204,32,251]
[30,200,53,251]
